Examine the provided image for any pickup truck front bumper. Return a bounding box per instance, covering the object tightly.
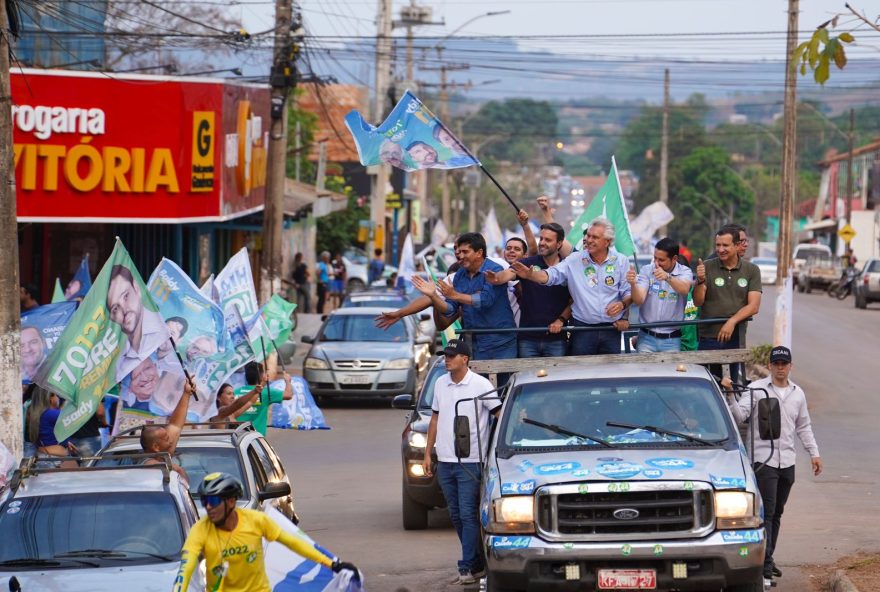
[485,530,764,591]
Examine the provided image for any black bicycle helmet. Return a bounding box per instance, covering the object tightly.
[198,472,244,500]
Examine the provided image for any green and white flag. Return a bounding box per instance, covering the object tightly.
[261,294,297,350]
[35,240,169,441]
[566,156,637,256]
[51,278,65,303]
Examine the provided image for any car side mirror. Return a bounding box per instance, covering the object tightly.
[301,335,314,343]
[454,415,471,459]
[757,398,781,440]
[258,481,291,501]
[392,394,414,409]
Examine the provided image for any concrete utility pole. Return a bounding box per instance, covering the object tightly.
[845,108,854,233]
[0,0,23,461]
[659,68,670,236]
[774,0,799,347]
[261,0,300,302]
[371,0,394,255]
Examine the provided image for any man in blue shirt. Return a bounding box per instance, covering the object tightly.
[626,237,694,352]
[412,232,516,361]
[511,217,631,355]
[487,223,572,357]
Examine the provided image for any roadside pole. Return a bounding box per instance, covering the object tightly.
[261,0,299,303]
[658,68,670,236]
[0,0,23,460]
[774,0,798,348]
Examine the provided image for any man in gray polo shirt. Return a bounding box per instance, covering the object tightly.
[627,237,693,352]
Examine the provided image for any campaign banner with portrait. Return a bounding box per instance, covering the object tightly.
[112,351,188,435]
[215,247,269,358]
[344,90,479,172]
[20,301,78,384]
[64,255,93,301]
[34,239,171,442]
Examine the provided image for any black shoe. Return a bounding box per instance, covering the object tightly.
[763,568,774,580]
[771,563,782,578]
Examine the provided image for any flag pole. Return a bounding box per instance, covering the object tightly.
[271,339,285,373]
[169,336,198,401]
[611,156,640,272]
[478,165,520,212]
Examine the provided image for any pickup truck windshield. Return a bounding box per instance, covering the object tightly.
[502,377,730,449]
[0,492,184,566]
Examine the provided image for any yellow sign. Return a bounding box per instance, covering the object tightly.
[386,192,403,209]
[838,224,857,243]
[190,111,215,192]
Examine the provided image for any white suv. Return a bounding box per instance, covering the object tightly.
[0,455,204,591]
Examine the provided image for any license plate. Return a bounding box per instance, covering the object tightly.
[597,569,656,590]
[339,374,371,385]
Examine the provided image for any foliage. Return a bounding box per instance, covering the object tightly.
[749,343,774,367]
[316,177,368,255]
[287,91,320,183]
[792,5,880,85]
[464,99,559,162]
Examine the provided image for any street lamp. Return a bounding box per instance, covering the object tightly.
[430,10,512,51]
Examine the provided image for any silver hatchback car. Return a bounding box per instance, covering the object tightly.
[303,307,432,400]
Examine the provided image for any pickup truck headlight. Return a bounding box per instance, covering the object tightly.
[490,496,535,534]
[407,431,428,449]
[304,357,329,370]
[386,358,412,369]
[715,491,761,529]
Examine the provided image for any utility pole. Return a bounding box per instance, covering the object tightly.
[261,0,300,302]
[845,108,854,235]
[659,68,670,236]
[774,0,798,347]
[0,0,22,461]
[372,0,394,256]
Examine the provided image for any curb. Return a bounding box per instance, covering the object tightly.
[829,569,861,592]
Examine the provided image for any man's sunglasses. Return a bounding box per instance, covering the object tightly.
[200,495,225,508]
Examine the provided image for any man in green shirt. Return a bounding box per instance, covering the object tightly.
[694,226,762,382]
[234,362,293,435]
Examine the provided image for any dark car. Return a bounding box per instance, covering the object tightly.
[392,356,448,530]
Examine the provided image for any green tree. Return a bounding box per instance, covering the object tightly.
[464,99,558,163]
[316,176,368,255]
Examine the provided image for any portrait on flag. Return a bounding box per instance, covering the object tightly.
[64,255,92,301]
[20,302,77,384]
[113,351,191,434]
[344,90,479,172]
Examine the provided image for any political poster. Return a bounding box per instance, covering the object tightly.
[64,255,92,301]
[34,239,170,442]
[270,377,330,431]
[20,301,77,384]
[113,351,188,435]
[344,90,479,172]
[216,247,271,359]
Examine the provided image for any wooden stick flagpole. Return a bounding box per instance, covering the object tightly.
[169,336,198,401]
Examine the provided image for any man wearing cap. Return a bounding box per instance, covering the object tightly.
[725,346,822,582]
[626,237,694,352]
[424,339,500,586]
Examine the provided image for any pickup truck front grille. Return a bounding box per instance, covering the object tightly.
[536,482,713,540]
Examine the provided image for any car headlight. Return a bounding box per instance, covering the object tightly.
[407,431,428,449]
[386,358,412,369]
[714,491,760,529]
[490,496,535,533]
[304,357,329,370]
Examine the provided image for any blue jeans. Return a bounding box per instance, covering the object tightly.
[475,338,517,386]
[637,331,682,353]
[437,462,483,573]
[570,321,621,355]
[698,337,743,384]
[518,338,567,358]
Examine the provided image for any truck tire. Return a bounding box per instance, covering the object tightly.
[723,575,765,592]
[804,280,812,294]
[797,280,805,293]
[856,292,867,309]
[402,484,429,530]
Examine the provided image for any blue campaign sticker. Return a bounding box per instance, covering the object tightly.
[642,469,664,479]
[597,462,643,479]
[534,461,581,476]
[517,459,534,473]
[572,468,591,477]
[721,530,763,543]
[489,536,531,549]
[710,474,746,489]
[501,480,536,495]
[646,457,695,470]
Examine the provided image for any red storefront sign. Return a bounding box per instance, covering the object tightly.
[12,69,270,223]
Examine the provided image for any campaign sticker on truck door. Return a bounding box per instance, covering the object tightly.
[721,530,763,543]
[489,536,531,549]
[533,461,581,475]
[710,474,746,489]
[646,457,695,469]
[502,479,536,495]
[597,462,642,479]
[642,469,664,479]
[517,459,533,473]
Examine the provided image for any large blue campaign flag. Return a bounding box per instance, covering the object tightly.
[20,302,77,384]
[344,91,479,172]
[65,255,92,301]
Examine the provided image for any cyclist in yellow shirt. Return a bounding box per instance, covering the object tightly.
[173,473,360,592]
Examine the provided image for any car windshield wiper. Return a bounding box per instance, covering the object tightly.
[605,421,715,446]
[0,558,62,567]
[55,549,176,562]
[522,417,612,448]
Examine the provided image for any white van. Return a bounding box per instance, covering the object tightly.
[792,243,832,282]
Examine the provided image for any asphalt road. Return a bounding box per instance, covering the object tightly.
[268,290,879,592]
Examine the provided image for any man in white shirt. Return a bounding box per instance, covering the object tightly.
[424,339,499,586]
[726,346,822,582]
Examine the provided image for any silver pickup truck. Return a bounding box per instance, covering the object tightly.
[459,362,777,592]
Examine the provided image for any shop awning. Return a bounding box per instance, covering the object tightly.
[283,178,347,217]
[802,219,838,232]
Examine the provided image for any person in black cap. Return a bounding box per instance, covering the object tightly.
[725,345,822,582]
[424,339,500,586]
